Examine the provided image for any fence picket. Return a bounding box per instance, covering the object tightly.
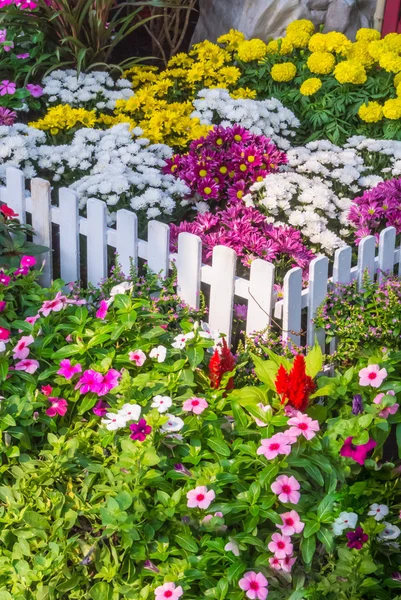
[87,198,107,286]
[59,187,80,285]
[378,226,396,282]
[330,245,352,355]
[307,256,329,350]
[31,178,52,287]
[282,267,303,347]
[117,209,138,275]
[357,235,376,288]
[6,167,26,224]
[246,259,275,335]
[177,232,202,310]
[208,245,236,341]
[147,221,170,278]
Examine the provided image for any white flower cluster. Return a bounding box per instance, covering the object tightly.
[41,70,134,110]
[191,88,299,150]
[0,123,45,180]
[346,135,401,179]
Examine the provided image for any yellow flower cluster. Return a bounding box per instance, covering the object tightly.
[271,62,297,82]
[266,37,294,55]
[379,51,401,73]
[308,31,351,55]
[237,39,268,62]
[358,101,383,123]
[383,98,401,120]
[29,105,98,134]
[286,19,314,49]
[300,77,322,96]
[307,51,336,74]
[217,29,246,51]
[333,60,367,85]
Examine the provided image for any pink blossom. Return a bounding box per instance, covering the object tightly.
[20,255,36,268]
[277,510,304,536]
[26,84,43,97]
[65,334,73,343]
[16,53,30,59]
[238,571,268,600]
[40,292,67,317]
[373,391,399,418]
[0,326,10,341]
[287,412,320,440]
[257,433,293,460]
[268,533,293,559]
[14,266,29,276]
[97,369,121,396]
[25,314,40,325]
[186,485,215,509]
[271,475,300,504]
[0,273,10,286]
[0,301,6,312]
[359,364,387,388]
[154,582,183,600]
[41,385,52,396]
[75,370,103,394]
[268,556,281,570]
[280,556,296,572]
[340,437,377,465]
[0,80,16,95]
[96,300,108,320]
[14,358,39,374]
[92,400,109,416]
[13,334,34,359]
[46,397,68,417]
[182,397,208,415]
[57,359,82,380]
[129,349,146,366]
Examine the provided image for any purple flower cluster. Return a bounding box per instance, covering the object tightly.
[170,204,314,273]
[164,125,287,208]
[348,178,401,243]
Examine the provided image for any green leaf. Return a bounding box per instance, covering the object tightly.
[250,354,278,389]
[288,591,306,600]
[317,494,335,521]
[52,344,83,359]
[142,449,160,466]
[300,534,316,564]
[78,394,98,415]
[115,491,132,511]
[317,527,334,552]
[227,561,247,584]
[258,464,279,488]
[90,582,112,600]
[303,520,320,538]
[174,533,198,552]
[304,464,324,487]
[207,438,231,457]
[359,557,377,575]
[231,386,267,405]
[396,423,401,459]
[23,511,49,530]
[186,346,204,369]
[305,343,322,378]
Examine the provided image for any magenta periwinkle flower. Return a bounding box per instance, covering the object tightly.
[346,527,369,549]
[96,300,108,320]
[0,80,16,95]
[340,436,377,465]
[20,255,36,268]
[92,399,110,416]
[0,273,11,286]
[57,359,82,380]
[129,418,152,442]
[26,83,43,97]
[46,397,68,417]
[238,571,268,600]
[0,107,16,125]
[0,301,6,312]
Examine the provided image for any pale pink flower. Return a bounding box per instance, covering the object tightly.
[182,397,208,415]
[268,556,281,570]
[257,433,293,460]
[25,314,40,325]
[287,413,320,440]
[14,358,39,374]
[57,359,82,380]
[154,582,183,600]
[277,510,304,536]
[271,475,300,504]
[254,403,272,426]
[46,397,68,417]
[13,334,34,359]
[96,300,108,320]
[238,571,268,600]
[373,391,399,418]
[359,364,387,388]
[224,540,240,556]
[186,485,215,509]
[268,533,293,559]
[129,349,146,366]
[0,80,16,95]
[40,292,67,317]
[280,556,296,572]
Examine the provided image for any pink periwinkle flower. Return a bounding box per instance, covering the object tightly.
[277,510,305,536]
[57,359,82,380]
[13,334,34,359]
[14,266,29,276]
[287,412,320,440]
[14,358,39,374]
[129,349,146,366]
[92,399,110,416]
[96,300,108,320]
[186,485,215,509]
[16,52,30,59]
[280,555,296,572]
[359,364,387,388]
[0,80,16,95]
[340,436,377,466]
[40,292,68,317]
[46,397,68,417]
[271,475,300,504]
[238,571,268,600]
[75,369,103,394]
[182,397,208,415]
[0,301,6,312]
[269,556,281,570]
[0,29,6,43]
[20,255,36,268]
[25,314,40,325]
[154,582,183,600]
[257,432,293,460]
[268,533,293,559]
[26,83,43,97]
[373,391,399,418]
[41,385,52,396]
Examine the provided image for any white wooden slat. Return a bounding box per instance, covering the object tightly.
[59,187,80,284]
[282,267,303,346]
[378,226,396,282]
[177,232,202,309]
[208,245,236,342]
[117,209,138,275]
[87,198,108,286]
[357,235,376,288]
[6,167,26,224]
[30,178,53,287]
[307,256,329,350]
[246,259,275,335]
[333,245,352,284]
[147,220,170,278]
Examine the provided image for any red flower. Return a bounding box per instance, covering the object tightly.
[274,355,316,411]
[209,338,235,390]
[0,203,18,219]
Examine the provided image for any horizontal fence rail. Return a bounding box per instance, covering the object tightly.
[1,167,400,351]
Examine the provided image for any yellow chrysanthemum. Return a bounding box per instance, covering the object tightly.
[190,40,230,68]
[300,77,322,96]
[395,72,401,88]
[346,41,375,67]
[307,51,336,74]
[230,87,257,99]
[308,33,328,52]
[236,38,268,62]
[167,52,194,69]
[333,60,367,84]
[358,101,383,122]
[217,29,246,51]
[29,105,98,133]
[325,31,352,55]
[218,66,241,85]
[271,62,297,82]
[266,37,294,55]
[383,98,401,120]
[356,28,381,42]
[379,51,401,73]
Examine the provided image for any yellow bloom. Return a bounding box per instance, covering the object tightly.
[266,37,294,55]
[308,33,328,52]
[286,19,315,35]
[383,98,401,119]
[379,51,401,73]
[237,38,268,62]
[217,29,246,51]
[333,60,367,84]
[218,66,241,85]
[230,87,257,99]
[356,28,381,43]
[190,40,230,68]
[325,31,352,55]
[167,52,194,68]
[286,29,312,49]
[271,62,297,82]
[29,105,98,132]
[346,41,375,67]
[300,77,322,96]
[395,72,401,88]
[307,51,336,74]
[358,101,383,122]
[383,33,401,53]
[149,79,175,97]
[368,39,387,60]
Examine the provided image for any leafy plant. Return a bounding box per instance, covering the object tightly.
[0,204,47,267]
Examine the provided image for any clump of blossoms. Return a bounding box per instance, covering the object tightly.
[164,125,287,210]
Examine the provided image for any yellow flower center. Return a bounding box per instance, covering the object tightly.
[199,169,207,177]
[220,166,228,174]
[204,187,212,195]
[236,190,244,198]
[216,138,223,145]
[234,134,242,141]
[239,164,247,171]
[247,155,255,163]
[171,164,178,172]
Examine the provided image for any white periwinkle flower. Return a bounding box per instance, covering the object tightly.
[332,512,358,535]
[151,395,173,413]
[378,522,401,541]
[161,414,184,433]
[368,503,389,521]
[149,345,167,363]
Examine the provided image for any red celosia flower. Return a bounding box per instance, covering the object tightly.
[209,338,235,390]
[274,355,316,411]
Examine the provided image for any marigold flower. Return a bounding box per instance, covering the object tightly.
[236,38,268,62]
[383,98,401,120]
[271,62,297,82]
[379,51,401,73]
[300,77,322,96]
[266,37,293,55]
[334,60,367,84]
[358,101,383,123]
[356,28,381,42]
[307,51,335,74]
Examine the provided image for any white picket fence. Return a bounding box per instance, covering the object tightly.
[1,167,400,350]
